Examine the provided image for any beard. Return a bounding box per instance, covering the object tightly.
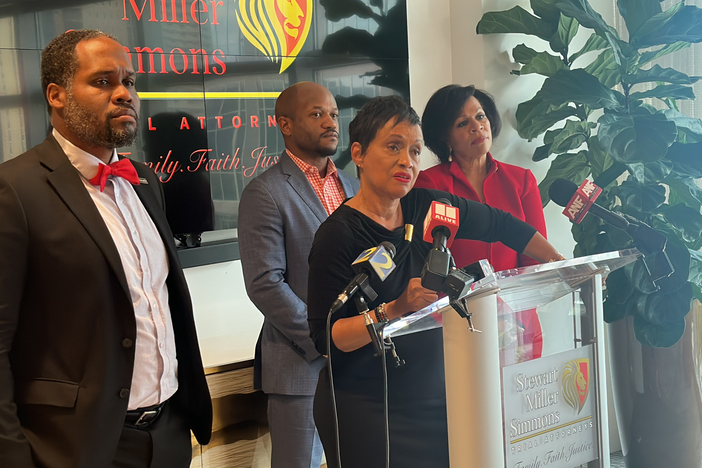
[63,93,138,149]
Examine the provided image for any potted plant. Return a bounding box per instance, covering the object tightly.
[477,1,702,466]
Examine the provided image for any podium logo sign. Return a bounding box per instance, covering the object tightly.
[562,358,590,414]
[236,0,314,73]
[502,345,597,468]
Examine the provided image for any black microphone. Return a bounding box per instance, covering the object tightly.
[421,199,459,291]
[329,241,397,314]
[549,178,673,283]
[549,179,629,230]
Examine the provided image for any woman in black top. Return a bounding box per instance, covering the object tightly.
[307,96,562,468]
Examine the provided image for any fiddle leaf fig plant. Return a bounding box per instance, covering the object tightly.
[478,0,702,347]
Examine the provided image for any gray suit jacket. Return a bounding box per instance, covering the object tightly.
[238,151,359,395]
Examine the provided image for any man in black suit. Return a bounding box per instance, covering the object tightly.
[0,30,212,468]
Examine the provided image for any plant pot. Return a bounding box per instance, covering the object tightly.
[607,303,702,468]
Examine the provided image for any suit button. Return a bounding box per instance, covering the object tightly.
[119,388,130,399]
[122,338,133,348]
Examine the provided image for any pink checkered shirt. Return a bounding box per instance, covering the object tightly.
[287,149,346,215]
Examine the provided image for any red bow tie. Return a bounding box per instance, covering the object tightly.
[89,159,141,192]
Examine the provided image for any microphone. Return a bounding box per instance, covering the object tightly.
[421,199,460,291]
[549,179,629,228]
[329,241,397,314]
[422,198,459,247]
[549,178,674,283]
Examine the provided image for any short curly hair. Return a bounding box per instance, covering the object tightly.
[349,95,420,154]
[41,29,117,112]
[422,85,502,163]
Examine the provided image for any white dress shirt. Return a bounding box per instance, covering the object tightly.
[53,129,178,410]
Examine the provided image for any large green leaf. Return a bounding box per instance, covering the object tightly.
[623,64,701,86]
[688,249,702,293]
[555,0,624,63]
[531,0,561,23]
[537,151,591,206]
[639,42,690,66]
[615,179,666,213]
[666,142,702,178]
[638,6,702,47]
[661,203,702,243]
[542,119,595,156]
[627,160,673,184]
[477,6,555,41]
[630,84,696,102]
[604,267,634,322]
[597,110,677,163]
[634,282,692,348]
[634,311,686,348]
[616,0,663,39]
[628,258,660,295]
[517,51,567,77]
[541,69,623,110]
[516,94,579,140]
[667,176,702,211]
[550,14,579,55]
[664,109,702,142]
[532,144,553,162]
[587,136,615,178]
[584,48,621,88]
[644,226,691,294]
[631,1,684,42]
[512,44,539,64]
[569,33,609,64]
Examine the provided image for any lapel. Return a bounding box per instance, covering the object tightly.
[39,136,131,298]
[280,151,328,223]
[130,163,181,272]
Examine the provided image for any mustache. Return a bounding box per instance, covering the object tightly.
[107,104,138,120]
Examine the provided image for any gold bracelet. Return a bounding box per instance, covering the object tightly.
[374,303,389,324]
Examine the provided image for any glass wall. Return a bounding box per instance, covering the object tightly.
[0,0,409,241]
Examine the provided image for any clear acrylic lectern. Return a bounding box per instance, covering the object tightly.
[383,249,640,468]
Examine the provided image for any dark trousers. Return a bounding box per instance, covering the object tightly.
[111,400,192,468]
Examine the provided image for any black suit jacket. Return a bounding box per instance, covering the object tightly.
[0,135,212,468]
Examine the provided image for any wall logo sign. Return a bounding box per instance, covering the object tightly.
[562,358,590,414]
[236,0,313,73]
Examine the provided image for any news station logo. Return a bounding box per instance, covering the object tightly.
[236,0,313,73]
[564,180,602,224]
[353,246,396,281]
[434,202,458,225]
[562,358,590,414]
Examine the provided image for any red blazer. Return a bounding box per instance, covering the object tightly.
[415,155,547,360]
[415,154,547,270]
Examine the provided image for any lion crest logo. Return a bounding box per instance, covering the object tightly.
[562,358,590,414]
[236,0,313,73]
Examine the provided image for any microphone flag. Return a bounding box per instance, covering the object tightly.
[422,200,459,246]
[351,244,396,281]
[563,180,603,224]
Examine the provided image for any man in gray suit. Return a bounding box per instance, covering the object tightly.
[238,82,359,468]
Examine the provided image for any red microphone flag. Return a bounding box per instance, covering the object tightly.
[563,180,603,224]
[423,200,459,247]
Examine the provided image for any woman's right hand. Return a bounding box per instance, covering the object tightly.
[386,277,438,319]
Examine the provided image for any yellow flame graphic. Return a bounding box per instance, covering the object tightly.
[236,0,313,73]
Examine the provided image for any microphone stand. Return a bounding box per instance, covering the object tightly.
[355,295,405,367]
[619,214,674,286]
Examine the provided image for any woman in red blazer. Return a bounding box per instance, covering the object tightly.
[415,84,559,363]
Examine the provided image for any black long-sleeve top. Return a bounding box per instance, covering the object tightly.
[307,188,536,397]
